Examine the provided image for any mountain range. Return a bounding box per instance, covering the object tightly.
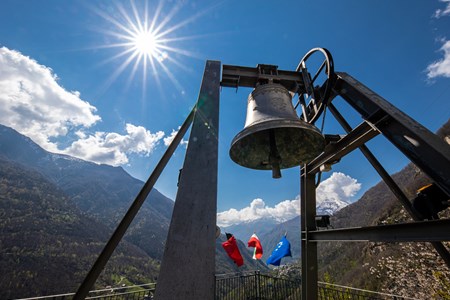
[2,117,448,299]
[0,124,265,299]
[221,200,347,243]
[0,155,161,299]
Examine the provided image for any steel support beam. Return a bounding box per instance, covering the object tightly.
[328,103,450,268]
[221,64,304,92]
[335,72,450,196]
[301,167,318,300]
[328,103,417,216]
[306,120,379,175]
[155,60,221,300]
[309,219,450,242]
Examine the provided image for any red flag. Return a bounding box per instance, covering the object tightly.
[247,233,263,260]
[222,235,244,267]
[222,234,244,267]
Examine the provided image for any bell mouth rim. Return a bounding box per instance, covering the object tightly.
[230,119,324,146]
[229,119,325,170]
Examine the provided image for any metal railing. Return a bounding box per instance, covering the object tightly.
[16,273,419,300]
[16,283,156,300]
[215,271,300,300]
[215,271,419,300]
[317,282,420,300]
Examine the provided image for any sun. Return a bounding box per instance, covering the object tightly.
[90,0,221,96]
[91,0,209,94]
[132,30,159,57]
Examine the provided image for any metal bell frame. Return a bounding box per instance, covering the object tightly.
[73,49,450,300]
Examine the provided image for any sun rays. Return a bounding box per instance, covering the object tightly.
[90,0,211,96]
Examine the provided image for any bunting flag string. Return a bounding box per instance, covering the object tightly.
[220,231,292,267]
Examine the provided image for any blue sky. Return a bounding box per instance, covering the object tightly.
[1,0,449,227]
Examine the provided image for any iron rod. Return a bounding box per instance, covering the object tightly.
[310,59,326,86]
[73,107,195,300]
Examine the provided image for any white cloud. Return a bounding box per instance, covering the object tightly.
[61,124,164,166]
[434,0,450,18]
[0,46,167,166]
[0,46,101,152]
[163,126,188,147]
[427,40,450,79]
[316,172,361,206]
[217,198,300,227]
[217,172,361,227]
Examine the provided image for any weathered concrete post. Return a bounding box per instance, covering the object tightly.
[155,60,221,299]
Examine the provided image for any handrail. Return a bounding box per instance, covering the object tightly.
[16,283,156,300]
[318,281,420,300]
[16,273,418,300]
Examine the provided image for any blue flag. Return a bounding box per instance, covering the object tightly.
[266,236,292,266]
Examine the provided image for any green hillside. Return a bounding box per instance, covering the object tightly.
[0,158,160,299]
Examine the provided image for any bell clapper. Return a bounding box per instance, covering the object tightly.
[269,129,282,179]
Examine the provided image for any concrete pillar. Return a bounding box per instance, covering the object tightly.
[155,60,221,299]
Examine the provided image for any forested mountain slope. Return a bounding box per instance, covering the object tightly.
[0,158,160,299]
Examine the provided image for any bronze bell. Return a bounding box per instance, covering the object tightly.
[229,83,325,178]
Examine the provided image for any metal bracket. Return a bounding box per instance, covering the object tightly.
[221,64,305,93]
